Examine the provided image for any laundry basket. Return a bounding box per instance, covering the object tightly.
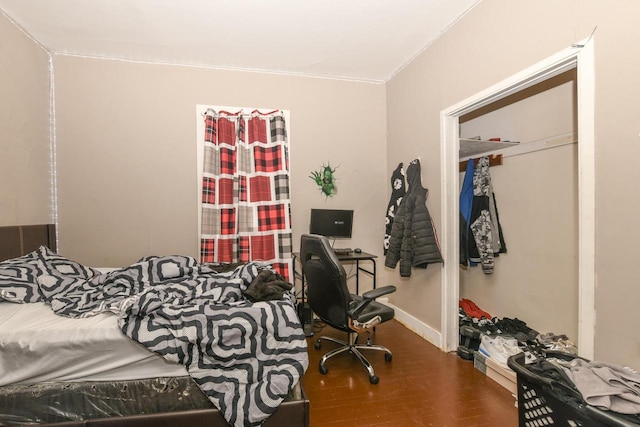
[507,352,640,427]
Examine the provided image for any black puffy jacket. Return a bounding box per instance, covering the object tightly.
[384,159,443,277]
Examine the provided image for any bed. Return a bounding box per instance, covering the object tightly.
[0,224,309,427]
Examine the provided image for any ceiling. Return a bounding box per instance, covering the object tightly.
[0,0,480,83]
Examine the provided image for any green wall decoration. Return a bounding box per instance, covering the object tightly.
[310,163,337,197]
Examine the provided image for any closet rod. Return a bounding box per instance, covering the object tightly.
[459,154,503,173]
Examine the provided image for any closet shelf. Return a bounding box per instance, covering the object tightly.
[459,138,519,158]
[459,133,577,162]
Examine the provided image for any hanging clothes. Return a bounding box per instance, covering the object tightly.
[384,163,406,254]
[459,158,475,268]
[492,192,507,255]
[466,156,506,274]
[385,159,443,277]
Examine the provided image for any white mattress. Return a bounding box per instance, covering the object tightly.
[0,301,188,386]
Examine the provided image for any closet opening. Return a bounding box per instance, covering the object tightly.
[439,38,595,359]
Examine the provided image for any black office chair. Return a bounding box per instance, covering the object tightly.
[300,234,396,384]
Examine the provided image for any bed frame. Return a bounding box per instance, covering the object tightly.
[0,224,309,427]
[0,223,56,261]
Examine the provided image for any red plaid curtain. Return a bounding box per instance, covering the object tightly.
[200,109,293,281]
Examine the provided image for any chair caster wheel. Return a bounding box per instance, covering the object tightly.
[369,375,379,384]
[385,353,392,362]
[314,341,321,350]
[319,363,328,375]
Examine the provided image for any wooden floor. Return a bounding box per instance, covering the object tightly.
[301,319,518,427]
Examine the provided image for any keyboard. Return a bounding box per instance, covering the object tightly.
[333,248,353,255]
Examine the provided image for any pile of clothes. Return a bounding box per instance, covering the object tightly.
[519,352,640,422]
[458,298,577,366]
[459,298,640,421]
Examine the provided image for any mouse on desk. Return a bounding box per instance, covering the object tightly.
[354,248,362,253]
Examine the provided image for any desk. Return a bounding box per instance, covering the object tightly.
[292,251,377,296]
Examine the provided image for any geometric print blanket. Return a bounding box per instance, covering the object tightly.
[117,259,309,427]
[30,253,308,427]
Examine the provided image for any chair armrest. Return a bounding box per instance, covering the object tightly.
[349,286,396,319]
[361,285,396,300]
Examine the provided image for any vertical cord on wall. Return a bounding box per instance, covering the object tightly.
[48,54,59,250]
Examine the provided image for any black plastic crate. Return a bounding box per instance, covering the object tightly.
[508,352,640,427]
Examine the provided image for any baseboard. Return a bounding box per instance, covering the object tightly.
[387,302,442,349]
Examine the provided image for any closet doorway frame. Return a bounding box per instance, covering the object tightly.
[439,38,595,359]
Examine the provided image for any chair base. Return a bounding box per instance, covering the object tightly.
[314,331,392,384]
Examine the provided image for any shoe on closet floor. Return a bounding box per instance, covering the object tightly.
[478,335,522,366]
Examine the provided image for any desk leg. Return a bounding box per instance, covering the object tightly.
[354,258,377,294]
[355,260,360,295]
[372,258,376,290]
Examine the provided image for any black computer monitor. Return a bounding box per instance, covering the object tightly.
[309,209,353,239]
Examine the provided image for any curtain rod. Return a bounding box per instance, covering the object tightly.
[203,108,283,119]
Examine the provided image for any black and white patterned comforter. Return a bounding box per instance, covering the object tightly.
[9,251,309,427]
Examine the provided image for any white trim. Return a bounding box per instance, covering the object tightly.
[439,112,460,352]
[387,303,442,348]
[445,53,579,117]
[576,40,596,360]
[440,37,596,358]
[55,52,386,85]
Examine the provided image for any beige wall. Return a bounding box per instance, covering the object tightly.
[386,0,640,368]
[0,13,51,225]
[53,56,388,284]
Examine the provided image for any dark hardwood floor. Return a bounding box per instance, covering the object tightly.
[301,319,518,427]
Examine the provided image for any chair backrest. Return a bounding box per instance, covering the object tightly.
[300,234,352,331]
